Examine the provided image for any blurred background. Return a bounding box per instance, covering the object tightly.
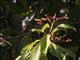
[0,0,80,60]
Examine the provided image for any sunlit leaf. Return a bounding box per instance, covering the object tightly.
[28,45,48,60]
[16,55,21,60]
[52,24,76,36]
[21,44,41,60]
[40,35,51,54]
[21,40,40,54]
[31,29,43,33]
[52,28,61,33]
[16,40,40,60]
[16,36,50,60]
[31,23,50,33]
[35,19,42,21]
[42,23,50,32]
[57,24,76,32]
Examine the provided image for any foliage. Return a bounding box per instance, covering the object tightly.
[16,13,79,60]
[0,0,80,60]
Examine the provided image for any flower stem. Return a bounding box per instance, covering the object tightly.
[49,20,55,33]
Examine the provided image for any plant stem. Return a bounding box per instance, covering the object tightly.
[49,20,55,33]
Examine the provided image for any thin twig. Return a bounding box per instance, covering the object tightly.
[49,20,55,33]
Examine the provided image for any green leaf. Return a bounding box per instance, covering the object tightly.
[21,44,41,60]
[52,24,76,36]
[52,28,61,33]
[31,29,43,33]
[49,43,63,60]
[16,55,21,60]
[49,43,77,60]
[21,40,40,54]
[57,24,76,32]
[16,40,40,60]
[40,35,51,54]
[42,23,50,32]
[31,23,50,33]
[16,37,50,60]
